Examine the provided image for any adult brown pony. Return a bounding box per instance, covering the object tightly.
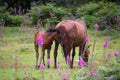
[53,19,91,68]
[34,29,59,68]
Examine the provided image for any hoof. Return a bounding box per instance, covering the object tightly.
[47,65,50,68]
[35,65,39,69]
[54,66,57,69]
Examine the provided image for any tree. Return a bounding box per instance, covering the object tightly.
[1,0,32,14]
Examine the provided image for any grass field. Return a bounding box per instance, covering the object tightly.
[0,27,120,80]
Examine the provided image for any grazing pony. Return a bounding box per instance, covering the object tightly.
[34,29,58,68]
[53,19,91,68]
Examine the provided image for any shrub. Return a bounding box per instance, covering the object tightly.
[29,3,71,28]
[76,1,120,30]
[0,12,26,27]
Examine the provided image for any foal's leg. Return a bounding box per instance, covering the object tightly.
[54,40,59,68]
[35,45,39,68]
[71,47,75,68]
[39,48,45,67]
[47,49,51,68]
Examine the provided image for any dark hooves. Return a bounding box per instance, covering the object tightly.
[47,65,50,68]
[35,65,40,69]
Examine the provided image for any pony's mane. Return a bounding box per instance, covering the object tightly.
[46,28,59,33]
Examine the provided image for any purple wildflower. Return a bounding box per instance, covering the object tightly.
[107,52,111,58]
[70,15,75,20]
[14,7,17,14]
[113,51,119,57]
[106,25,111,29]
[38,35,43,47]
[104,40,108,48]
[37,10,41,17]
[47,59,50,65]
[78,57,86,67]
[85,37,89,42]
[39,64,45,69]
[89,70,95,77]
[38,20,43,27]
[114,16,120,21]
[49,11,54,16]
[0,19,5,29]
[57,63,60,69]
[94,24,99,30]
[0,32,2,37]
[49,72,52,76]
[18,8,22,14]
[66,55,70,63]
[108,76,113,80]
[23,69,27,75]
[26,18,30,24]
[63,73,67,80]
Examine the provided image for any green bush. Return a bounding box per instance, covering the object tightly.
[30,3,71,28]
[76,1,120,30]
[0,12,26,27]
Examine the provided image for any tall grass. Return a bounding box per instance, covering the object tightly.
[0,27,120,80]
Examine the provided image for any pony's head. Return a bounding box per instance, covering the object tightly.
[83,44,91,62]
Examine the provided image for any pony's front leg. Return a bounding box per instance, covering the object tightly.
[35,45,39,68]
[47,49,51,68]
[71,47,75,69]
[54,40,59,68]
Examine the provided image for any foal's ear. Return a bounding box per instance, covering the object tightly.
[88,44,92,48]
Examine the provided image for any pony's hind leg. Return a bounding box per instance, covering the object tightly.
[35,45,39,68]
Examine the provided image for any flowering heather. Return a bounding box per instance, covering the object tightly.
[78,58,86,67]
[57,63,60,69]
[89,70,95,77]
[23,69,27,75]
[103,40,108,48]
[39,64,45,69]
[113,51,119,57]
[108,76,113,80]
[66,55,70,63]
[106,25,111,29]
[48,72,52,76]
[37,10,41,17]
[38,35,43,47]
[49,11,54,16]
[70,15,76,20]
[26,18,30,24]
[63,73,67,80]
[14,7,17,14]
[38,20,43,27]
[47,59,50,65]
[114,16,120,21]
[94,24,99,30]
[107,52,111,58]
[18,8,22,14]
[0,32,2,37]
[85,37,89,42]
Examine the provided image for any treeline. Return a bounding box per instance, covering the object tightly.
[0,1,120,31]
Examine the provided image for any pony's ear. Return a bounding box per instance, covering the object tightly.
[88,44,92,48]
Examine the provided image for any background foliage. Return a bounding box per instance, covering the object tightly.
[0,1,120,30]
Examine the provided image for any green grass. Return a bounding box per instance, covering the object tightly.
[0,27,120,80]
